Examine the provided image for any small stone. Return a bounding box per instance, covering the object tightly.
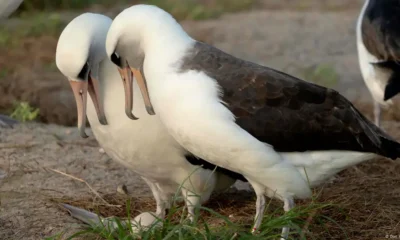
[99,148,105,154]
[0,114,18,128]
[117,184,128,195]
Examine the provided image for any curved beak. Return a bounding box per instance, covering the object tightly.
[88,74,108,125]
[130,67,155,116]
[69,80,89,138]
[69,76,108,139]
[117,67,138,120]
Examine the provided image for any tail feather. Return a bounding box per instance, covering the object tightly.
[363,117,400,160]
[350,105,400,160]
[377,136,400,160]
[62,204,133,230]
[62,204,103,226]
[362,110,400,159]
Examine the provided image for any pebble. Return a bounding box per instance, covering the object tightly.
[117,184,128,195]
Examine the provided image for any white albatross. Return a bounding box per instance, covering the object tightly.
[357,0,400,127]
[55,12,241,222]
[105,4,400,238]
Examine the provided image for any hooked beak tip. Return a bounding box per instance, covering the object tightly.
[79,130,89,139]
[146,106,156,115]
[125,109,139,120]
[99,117,108,125]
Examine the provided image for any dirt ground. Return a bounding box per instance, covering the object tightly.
[3,1,400,239]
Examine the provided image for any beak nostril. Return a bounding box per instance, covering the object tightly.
[69,80,89,139]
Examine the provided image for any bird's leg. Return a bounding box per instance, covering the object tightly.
[142,177,169,219]
[159,191,173,217]
[374,101,381,127]
[251,194,266,234]
[181,188,201,222]
[281,197,295,240]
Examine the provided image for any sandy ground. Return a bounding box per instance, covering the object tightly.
[0,124,144,239]
[3,1,400,239]
[3,122,400,240]
[0,123,253,239]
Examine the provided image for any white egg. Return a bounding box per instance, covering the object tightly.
[131,212,162,233]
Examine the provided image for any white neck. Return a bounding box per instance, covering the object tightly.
[356,0,370,42]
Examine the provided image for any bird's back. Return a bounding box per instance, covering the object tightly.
[179,41,400,159]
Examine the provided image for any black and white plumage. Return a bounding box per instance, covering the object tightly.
[180,42,400,158]
[105,5,400,239]
[357,0,400,127]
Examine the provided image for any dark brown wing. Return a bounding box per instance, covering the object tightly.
[179,42,400,159]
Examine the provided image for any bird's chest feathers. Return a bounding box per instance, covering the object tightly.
[86,99,175,169]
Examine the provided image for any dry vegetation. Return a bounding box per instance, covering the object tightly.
[2,0,400,239]
[51,119,400,240]
[0,0,257,125]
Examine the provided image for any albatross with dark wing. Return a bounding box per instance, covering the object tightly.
[105,5,400,239]
[357,0,400,126]
[55,12,241,224]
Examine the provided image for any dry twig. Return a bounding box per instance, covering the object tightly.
[48,168,120,207]
[0,143,38,149]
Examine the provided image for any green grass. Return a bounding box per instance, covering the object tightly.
[19,13,65,37]
[2,0,257,46]
[10,102,40,122]
[44,232,65,240]
[44,168,347,240]
[0,69,8,80]
[13,0,256,21]
[17,0,129,13]
[301,64,339,88]
[145,0,255,20]
[1,0,256,50]
[45,198,340,240]
[0,12,64,48]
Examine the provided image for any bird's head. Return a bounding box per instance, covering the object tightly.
[105,4,186,119]
[56,13,111,138]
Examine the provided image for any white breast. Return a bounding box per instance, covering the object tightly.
[356,0,392,106]
[147,68,310,199]
[86,59,185,181]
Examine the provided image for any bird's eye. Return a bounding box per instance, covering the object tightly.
[77,62,89,80]
[111,52,122,67]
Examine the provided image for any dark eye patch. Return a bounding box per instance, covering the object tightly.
[111,52,122,67]
[77,62,89,80]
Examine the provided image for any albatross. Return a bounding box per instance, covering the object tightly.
[55,12,241,222]
[105,4,400,238]
[357,0,400,127]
